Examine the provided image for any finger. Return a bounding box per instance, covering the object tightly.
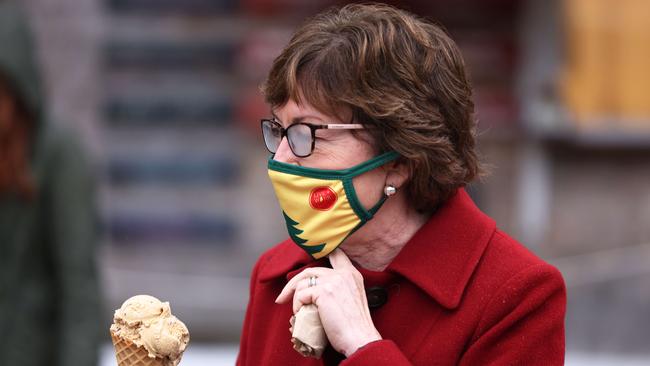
[329,248,355,270]
[276,267,330,303]
[329,249,366,291]
[275,268,317,304]
[286,274,313,303]
[289,315,295,334]
[293,287,320,314]
[275,267,331,304]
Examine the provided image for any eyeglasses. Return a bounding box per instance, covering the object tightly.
[260,118,366,157]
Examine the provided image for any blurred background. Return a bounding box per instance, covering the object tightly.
[5,0,650,364]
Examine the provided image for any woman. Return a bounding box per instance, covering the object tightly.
[238,4,566,365]
[0,2,100,365]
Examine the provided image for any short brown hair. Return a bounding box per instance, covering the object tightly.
[263,3,481,212]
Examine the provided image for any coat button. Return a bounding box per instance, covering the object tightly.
[366,286,388,309]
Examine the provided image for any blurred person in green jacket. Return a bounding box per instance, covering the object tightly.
[0,1,101,365]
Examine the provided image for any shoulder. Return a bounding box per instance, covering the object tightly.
[470,228,566,324]
[480,228,564,285]
[461,229,567,352]
[457,229,567,363]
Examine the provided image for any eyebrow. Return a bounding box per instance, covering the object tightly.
[270,110,325,126]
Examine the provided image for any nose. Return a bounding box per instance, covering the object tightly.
[273,136,299,164]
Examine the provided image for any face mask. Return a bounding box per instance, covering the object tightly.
[267,151,399,259]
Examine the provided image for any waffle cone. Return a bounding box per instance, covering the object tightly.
[110,331,166,366]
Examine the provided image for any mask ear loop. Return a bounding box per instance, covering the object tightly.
[367,195,387,215]
[368,175,396,215]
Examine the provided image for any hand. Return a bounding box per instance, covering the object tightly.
[275,249,382,357]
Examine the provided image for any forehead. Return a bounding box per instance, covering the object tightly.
[271,98,351,126]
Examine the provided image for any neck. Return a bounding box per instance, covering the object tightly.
[341,195,430,271]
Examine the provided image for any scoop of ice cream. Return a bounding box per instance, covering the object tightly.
[116,295,171,325]
[140,315,189,361]
[110,295,189,365]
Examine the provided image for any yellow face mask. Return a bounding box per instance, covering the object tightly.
[267,152,399,259]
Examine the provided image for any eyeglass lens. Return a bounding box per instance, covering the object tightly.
[262,120,313,157]
[286,124,312,157]
[262,120,281,152]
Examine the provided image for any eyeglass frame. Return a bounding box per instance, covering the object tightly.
[260,118,367,158]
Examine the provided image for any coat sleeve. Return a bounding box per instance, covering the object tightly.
[459,263,567,365]
[341,339,413,365]
[48,134,101,366]
[236,254,263,366]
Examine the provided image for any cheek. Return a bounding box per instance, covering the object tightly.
[351,169,385,211]
[301,149,344,169]
[303,143,359,170]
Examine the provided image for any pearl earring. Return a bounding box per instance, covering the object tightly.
[384,184,396,196]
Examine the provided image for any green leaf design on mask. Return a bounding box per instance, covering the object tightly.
[282,211,325,255]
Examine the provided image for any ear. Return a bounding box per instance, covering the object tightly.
[383,159,410,189]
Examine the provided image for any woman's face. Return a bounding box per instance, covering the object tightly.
[271,98,388,211]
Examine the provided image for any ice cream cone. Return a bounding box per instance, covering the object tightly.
[111,331,166,366]
[109,295,189,366]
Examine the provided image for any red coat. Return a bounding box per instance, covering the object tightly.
[237,189,566,365]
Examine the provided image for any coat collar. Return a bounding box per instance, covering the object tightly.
[258,188,496,310]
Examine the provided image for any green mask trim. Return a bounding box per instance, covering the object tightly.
[267,151,399,180]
